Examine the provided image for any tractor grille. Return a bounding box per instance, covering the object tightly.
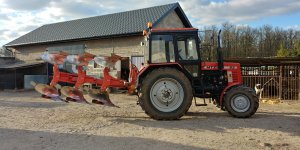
[232,71,239,83]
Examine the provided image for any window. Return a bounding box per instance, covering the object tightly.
[151,35,175,63]
[177,37,198,60]
[131,56,144,70]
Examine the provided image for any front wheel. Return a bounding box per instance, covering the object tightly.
[224,86,259,118]
[139,68,193,120]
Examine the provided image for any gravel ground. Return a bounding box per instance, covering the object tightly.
[0,90,299,150]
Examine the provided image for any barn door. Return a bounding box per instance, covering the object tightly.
[131,56,144,70]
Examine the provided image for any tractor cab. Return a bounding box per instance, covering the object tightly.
[145,28,200,63]
[141,24,227,100]
[142,27,200,76]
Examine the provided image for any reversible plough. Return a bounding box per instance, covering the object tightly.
[32,51,139,107]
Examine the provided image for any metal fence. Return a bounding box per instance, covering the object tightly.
[242,65,300,100]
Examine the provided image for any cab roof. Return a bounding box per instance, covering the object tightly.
[151,28,198,33]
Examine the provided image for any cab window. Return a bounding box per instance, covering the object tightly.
[177,37,198,60]
[151,35,175,63]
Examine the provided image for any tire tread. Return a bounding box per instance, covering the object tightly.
[224,85,259,118]
[139,67,193,120]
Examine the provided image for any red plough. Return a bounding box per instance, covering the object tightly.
[33,51,139,107]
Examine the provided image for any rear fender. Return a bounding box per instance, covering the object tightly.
[137,63,192,90]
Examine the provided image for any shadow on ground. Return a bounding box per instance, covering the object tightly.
[0,128,206,150]
[110,111,300,136]
[0,100,67,108]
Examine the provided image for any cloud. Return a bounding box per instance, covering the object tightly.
[47,0,105,19]
[2,0,51,10]
[286,25,300,30]
[0,0,177,46]
[180,0,300,26]
[0,0,300,46]
[50,0,177,19]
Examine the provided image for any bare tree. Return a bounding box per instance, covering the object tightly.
[201,23,300,58]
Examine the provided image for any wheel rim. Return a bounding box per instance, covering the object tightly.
[230,94,250,113]
[150,78,184,112]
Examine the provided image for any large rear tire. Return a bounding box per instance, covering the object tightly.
[139,68,193,120]
[224,86,259,118]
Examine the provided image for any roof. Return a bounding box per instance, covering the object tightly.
[225,57,300,66]
[6,3,192,47]
[0,60,45,69]
[151,28,198,33]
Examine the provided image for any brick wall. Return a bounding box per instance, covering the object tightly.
[13,35,144,61]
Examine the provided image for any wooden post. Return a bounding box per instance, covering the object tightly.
[14,69,17,90]
[46,62,48,78]
[298,66,300,100]
[279,66,282,100]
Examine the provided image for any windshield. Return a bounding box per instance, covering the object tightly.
[150,35,175,63]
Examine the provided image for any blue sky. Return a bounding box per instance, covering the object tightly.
[0,0,300,46]
[249,12,300,28]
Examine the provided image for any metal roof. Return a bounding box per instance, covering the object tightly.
[0,60,45,69]
[151,28,198,33]
[6,3,192,47]
[225,57,300,66]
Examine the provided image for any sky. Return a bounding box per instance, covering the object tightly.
[0,0,300,46]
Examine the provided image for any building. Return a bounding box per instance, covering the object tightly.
[5,3,191,69]
[1,3,192,89]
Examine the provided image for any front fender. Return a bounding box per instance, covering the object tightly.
[219,83,243,108]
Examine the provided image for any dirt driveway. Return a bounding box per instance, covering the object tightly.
[0,91,299,150]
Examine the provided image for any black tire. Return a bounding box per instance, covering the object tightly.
[139,67,193,120]
[224,85,259,118]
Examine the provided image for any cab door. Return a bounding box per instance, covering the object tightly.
[149,34,176,63]
[174,34,201,78]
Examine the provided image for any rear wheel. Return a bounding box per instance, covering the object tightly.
[139,68,193,120]
[224,86,259,118]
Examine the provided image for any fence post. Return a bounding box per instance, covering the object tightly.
[298,66,300,100]
[279,66,282,100]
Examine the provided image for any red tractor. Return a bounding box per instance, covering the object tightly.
[33,23,259,120]
[136,23,259,120]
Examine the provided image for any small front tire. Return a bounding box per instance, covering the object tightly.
[224,86,259,118]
